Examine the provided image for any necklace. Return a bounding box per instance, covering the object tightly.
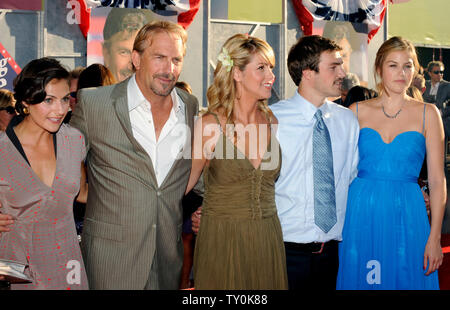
[381,102,403,119]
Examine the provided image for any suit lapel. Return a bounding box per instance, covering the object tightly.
[424,81,431,97]
[111,78,158,186]
[436,81,447,100]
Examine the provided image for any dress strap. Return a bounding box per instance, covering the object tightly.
[209,112,221,125]
[205,111,223,132]
[267,112,273,130]
[422,104,426,134]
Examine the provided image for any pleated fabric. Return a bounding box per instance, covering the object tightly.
[193,126,288,290]
[337,128,439,290]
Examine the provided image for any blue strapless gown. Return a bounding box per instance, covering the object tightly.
[337,127,439,290]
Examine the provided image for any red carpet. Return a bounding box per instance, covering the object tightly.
[439,234,450,290]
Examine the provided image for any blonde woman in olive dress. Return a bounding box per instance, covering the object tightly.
[185,34,288,289]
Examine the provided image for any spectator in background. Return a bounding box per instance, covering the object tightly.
[342,85,378,108]
[408,73,426,102]
[77,63,116,91]
[175,81,192,95]
[69,67,84,110]
[423,61,450,157]
[334,72,360,106]
[102,8,154,82]
[413,74,426,95]
[64,66,84,124]
[423,61,450,112]
[0,89,16,131]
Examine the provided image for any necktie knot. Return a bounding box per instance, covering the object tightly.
[314,110,324,130]
[315,109,323,119]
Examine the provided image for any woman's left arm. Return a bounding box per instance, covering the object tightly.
[424,103,447,276]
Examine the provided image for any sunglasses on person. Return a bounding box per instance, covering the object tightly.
[0,106,15,115]
[70,92,77,99]
[432,70,444,75]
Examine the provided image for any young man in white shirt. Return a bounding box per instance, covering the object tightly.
[270,35,360,290]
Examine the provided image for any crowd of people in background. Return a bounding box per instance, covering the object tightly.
[0,17,448,290]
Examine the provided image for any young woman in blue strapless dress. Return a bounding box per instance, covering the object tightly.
[337,36,446,290]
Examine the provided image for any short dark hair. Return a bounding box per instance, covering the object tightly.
[287,35,342,86]
[77,63,116,91]
[175,81,192,94]
[13,57,69,116]
[69,66,85,80]
[343,86,378,108]
[0,89,15,111]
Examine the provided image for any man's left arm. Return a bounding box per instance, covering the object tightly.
[70,89,90,153]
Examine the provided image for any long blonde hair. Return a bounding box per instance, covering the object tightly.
[374,36,420,96]
[207,34,275,124]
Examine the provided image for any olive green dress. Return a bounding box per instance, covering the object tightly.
[193,115,288,290]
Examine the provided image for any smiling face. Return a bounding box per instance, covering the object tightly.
[132,31,184,98]
[23,78,70,133]
[234,53,275,102]
[311,50,346,98]
[379,50,415,95]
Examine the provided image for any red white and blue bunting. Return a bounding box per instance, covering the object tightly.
[70,0,201,38]
[291,0,387,42]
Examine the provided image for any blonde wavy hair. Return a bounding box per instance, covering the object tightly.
[206,34,275,125]
[374,36,420,97]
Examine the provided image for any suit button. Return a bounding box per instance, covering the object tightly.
[152,224,157,229]
[157,191,161,196]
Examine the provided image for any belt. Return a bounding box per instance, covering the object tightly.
[284,240,338,254]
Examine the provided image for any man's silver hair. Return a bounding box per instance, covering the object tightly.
[342,72,360,91]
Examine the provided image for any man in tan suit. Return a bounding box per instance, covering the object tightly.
[70,21,198,289]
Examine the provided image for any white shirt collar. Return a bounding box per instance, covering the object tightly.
[431,81,440,88]
[127,74,185,115]
[291,90,332,122]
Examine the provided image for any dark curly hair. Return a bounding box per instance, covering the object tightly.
[13,57,69,117]
[287,35,342,86]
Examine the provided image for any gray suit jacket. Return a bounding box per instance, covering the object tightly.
[423,79,450,111]
[70,77,198,289]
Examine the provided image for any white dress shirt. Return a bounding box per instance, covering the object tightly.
[270,91,360,243]
[430,81,440,96]
[127,75,187,187]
